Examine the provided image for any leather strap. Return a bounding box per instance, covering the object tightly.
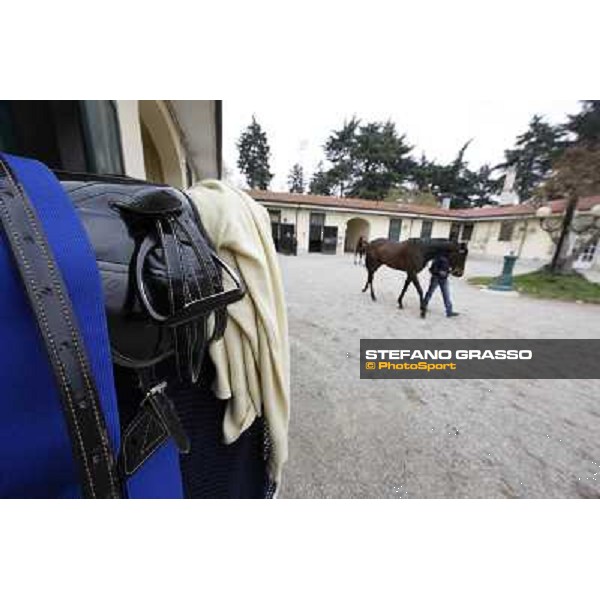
[0,156,122,499]
[174,212,229,341]
[120,381,190,476]
[132,205,245,383]
[159,217,192,380]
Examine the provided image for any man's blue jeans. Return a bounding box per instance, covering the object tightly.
[424,276,453,316]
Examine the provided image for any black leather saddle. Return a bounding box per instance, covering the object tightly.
[58,172,244,381]
[56,172,246,477]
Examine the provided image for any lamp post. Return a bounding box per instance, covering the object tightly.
[536,201,600,273]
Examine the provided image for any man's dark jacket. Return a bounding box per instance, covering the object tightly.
[429,255,451,279]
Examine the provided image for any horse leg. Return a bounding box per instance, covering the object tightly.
[362,253,374,292]
[362,268,377,300]
[409,272,426,318]
[397,276,411,309]
[362,268,371,292]
[362,266,379,300]
[362,253,380,300]
[369,271,377,301]
[368,261,382,301]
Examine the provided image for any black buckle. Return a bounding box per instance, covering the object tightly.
[120,382,190,476]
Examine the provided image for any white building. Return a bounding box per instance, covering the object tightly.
[250,190,600,272]
[2,100,597,272]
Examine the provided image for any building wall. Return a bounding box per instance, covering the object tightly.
[115,100,192,188]
[432,220,451,239]
[344,217,371,251]
[322,211,393,254]
[261,205,394,253]
[260,206,462,254]
[517,220,555,262]
[593,243,600,270]
[473,220,518,257]
[256,200,600,271]
[138,100,187,188]
[296,209,310,252]
[469,218,555,261]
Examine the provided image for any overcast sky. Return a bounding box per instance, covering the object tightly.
[222,99,582,192]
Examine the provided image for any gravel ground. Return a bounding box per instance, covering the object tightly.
[277,252,600,498]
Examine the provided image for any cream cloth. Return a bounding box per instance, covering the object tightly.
[187,181,290,485]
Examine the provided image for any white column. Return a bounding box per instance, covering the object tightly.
[115,100,146,180]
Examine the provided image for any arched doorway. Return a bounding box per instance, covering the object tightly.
[138,100,184,188]
[344,217,370,252]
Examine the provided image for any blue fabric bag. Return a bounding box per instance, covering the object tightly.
[0,153,183,498]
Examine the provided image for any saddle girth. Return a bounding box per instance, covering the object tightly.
[0,154,122,499]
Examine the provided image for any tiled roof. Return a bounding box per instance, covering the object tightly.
[249,189,451,216]
[248,189,600,220]
[452,196,600,219]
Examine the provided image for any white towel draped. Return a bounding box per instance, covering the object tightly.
[187,181,290,485]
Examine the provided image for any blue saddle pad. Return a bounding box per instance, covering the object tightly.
[0,153,183,498]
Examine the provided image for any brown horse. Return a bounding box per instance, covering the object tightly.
[362,238,468,317]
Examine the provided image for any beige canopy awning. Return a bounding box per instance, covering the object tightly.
[166,100,222,181]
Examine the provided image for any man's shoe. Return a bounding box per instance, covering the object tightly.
[447,312,460,318]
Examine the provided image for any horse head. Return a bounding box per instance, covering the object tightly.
[449,242,468,277]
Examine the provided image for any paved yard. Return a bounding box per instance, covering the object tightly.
[278,252,600,498]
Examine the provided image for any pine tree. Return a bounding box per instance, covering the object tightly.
[287,163,305,193]
[236,116,273,190]
[464,164,501,207]
[320,118,413,199]
[324,117,360,196]
[501,115,565,201]
[538,144,600,273]
[535,101,600,273]
[565,100,600,147]
[348,121,413,200]
[309,162,333,195]
[409,143,500,208]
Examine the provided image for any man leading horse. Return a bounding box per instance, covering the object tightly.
[362,237,468,318]
[422,251,460,318]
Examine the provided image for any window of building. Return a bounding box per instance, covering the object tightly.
[310,212,326,226]
[461,223,474,242]
[420,220,433,239]
[0,101,87,171]
[268,209,281,223]
[268,210,282,251]
[388,218,402,241]
[80,101,124,175]
[309,212,326,252]
[498,221,515,241]
[449,222,461,241]
[0,100,124,175]
[0,101,16,153]
[578,239,598,263]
